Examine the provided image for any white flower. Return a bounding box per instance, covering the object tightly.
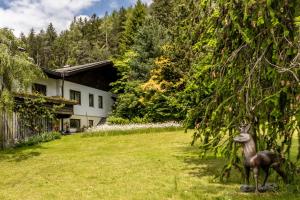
[87,121,182,132]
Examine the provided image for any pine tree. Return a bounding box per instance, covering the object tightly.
[27,28,37,64]
[110,7,128,55]
[41,23,58,68]
[150,0,175,28]
[120,0,147,52]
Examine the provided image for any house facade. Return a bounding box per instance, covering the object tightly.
[27,61,118,132]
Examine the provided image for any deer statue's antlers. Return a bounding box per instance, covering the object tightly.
[239,123,251,133]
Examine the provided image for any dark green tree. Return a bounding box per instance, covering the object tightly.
[120,0,147,52]
[185,0,300,179]
[150,0,175,28]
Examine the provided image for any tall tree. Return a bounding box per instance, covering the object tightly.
[43,23,58,68]
[120,0,147,52]
[150,0,175,28]
[185,0,300,179]
[0,28,43,110]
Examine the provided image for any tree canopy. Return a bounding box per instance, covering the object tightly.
[0,28,43,110]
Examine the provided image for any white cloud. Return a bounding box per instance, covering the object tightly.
[110,1,119,9]
[130,0,153,5]
[0,0,100,36]
[142,0,153,5]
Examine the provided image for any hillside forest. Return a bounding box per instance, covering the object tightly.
[2,0,300,178]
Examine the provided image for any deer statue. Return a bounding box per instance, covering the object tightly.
[233,124,287,193]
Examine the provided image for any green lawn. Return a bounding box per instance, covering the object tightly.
[0,130,299,200]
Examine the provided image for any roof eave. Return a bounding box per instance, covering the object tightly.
[41,61,114,78]
[62,61,114,76]
[41,67,63,78]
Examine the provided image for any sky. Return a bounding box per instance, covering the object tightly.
[0,0,152,36]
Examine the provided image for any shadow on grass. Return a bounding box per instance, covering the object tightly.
[175,145,228,179]
[0,145,45,162]
[183,155,225,179]
[176,145,300,199]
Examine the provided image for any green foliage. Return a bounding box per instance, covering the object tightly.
[111,0,196,122]
[107,116,130,124]
[131,116,148,124]
[120,0,147,52]
[150,0,175,28]
[0,28,43,111]
[106,116,149,124]
[15,131,61,147]
[184,0,300,179]
[23,8,129,68]
[15,96,63,135]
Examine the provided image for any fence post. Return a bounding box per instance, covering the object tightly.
[0,111,3,149]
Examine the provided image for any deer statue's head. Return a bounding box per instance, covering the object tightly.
[233,124,251,143]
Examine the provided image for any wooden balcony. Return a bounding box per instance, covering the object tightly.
[13,92,78,118]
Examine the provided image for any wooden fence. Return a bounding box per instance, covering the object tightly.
[0,111,52,149]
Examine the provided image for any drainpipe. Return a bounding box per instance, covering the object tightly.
[61,72,65,132]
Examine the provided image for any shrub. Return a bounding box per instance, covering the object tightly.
[40,131,61,142]
[130,117,148,124]
[107,116,150,125]
[15,131,61,147]
[107,116,130,124]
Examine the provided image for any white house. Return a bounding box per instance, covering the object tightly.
[27,61,118,132]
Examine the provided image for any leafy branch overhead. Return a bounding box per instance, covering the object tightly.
[0,28,43,111]
[185,0,300,179]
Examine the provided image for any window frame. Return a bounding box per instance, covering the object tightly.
[89,93,94,107]
[70,90,81,105]
[32,83,47,96]
[98,95,103,109]
[88,120,94,127]
[70,119,81,129]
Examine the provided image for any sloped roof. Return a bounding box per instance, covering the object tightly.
[42,61,113,78]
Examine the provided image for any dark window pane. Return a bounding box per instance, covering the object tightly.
[70,119,80,129]
[89,120,93,127]
[89,94,94,107]
[98,96,103,108]
[32,83,47,96]
[70,90,81,104]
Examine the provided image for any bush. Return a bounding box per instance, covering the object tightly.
[15,131,61,147]
[107,116,130,125]
[130,117,148,124]
[107,116,150,125]
[40,131,61,142]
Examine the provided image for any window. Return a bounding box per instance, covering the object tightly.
[98,96,103,109]
[32,83,47,96]
[88,120,94,127]
[89,94,94,107]
[70,119,81,129]
[70,90,81,104]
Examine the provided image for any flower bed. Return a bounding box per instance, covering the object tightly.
[82,122,183,137]
[87,121,182,132]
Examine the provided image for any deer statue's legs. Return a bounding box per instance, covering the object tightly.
[262,167,269,187]
[272,162,288,183]
[245,166,250,185]
[253,167,259,193]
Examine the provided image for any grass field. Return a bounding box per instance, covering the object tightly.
[0,129,299,200]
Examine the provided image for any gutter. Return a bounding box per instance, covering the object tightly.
[61,71,65,132]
